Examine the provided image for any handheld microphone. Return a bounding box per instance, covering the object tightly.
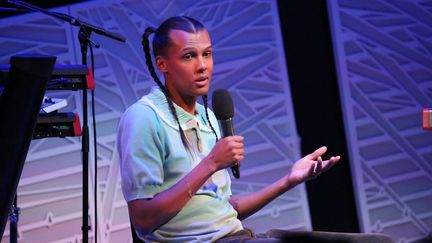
[212,89,240,178]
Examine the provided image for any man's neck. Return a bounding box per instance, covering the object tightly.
[166,86,196,115]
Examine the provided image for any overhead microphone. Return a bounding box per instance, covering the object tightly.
[212,89,240,179]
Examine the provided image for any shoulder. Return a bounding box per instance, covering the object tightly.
[117,97,166,140]
[120,100,158,126]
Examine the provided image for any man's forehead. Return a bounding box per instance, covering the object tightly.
[168,29,211,47]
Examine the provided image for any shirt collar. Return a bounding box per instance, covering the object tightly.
[142,86,213,132]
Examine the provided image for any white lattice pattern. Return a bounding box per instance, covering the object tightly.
[328,1,432,242]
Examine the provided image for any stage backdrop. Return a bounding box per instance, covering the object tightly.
[328,0,432,242]
[0,0,308,242]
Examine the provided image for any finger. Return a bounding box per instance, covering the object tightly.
[309,162,320,180]
[231,135,244,142]
[234,154,244,163]
[235,142,245,149]
[233,148,244,157]
[315,156,323,173]
[229,141,244,150]
[233,147,244,156]
[307,146,327,160]
[313,161,318,174]
[236,147,244,154]
[328,155,340,165]
[321,156,340,172]
[308,161,316,177]
[320,159,332,172]
[226,136,244,144]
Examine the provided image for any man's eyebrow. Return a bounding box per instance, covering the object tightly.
[181,47,197,52]
[180,46,212,52]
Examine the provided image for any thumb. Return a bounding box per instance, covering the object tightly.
[308,146,327,159]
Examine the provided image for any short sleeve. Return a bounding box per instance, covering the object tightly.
[117,102,167,202]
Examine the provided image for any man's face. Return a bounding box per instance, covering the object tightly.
[156,29,213,103]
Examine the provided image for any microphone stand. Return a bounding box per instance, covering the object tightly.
[9,196,19,243]
[6,1,126,243]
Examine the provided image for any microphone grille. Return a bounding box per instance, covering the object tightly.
[212,89,234,120]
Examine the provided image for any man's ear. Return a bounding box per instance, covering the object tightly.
[155,56,168,73]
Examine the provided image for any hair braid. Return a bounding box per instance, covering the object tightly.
[142,27,189,149]
[142,27,165,92]
[202,95,219,143]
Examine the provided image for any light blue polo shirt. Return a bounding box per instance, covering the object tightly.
[117,87,243,242]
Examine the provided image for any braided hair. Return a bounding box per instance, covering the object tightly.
[141,16,219,149]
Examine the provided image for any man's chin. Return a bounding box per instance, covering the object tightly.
[195,86,210,96]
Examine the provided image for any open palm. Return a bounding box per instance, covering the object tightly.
[287,146,340,186]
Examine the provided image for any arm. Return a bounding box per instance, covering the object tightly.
[128,157,215,235]
[229,146,340,220]
[127,135,244,234]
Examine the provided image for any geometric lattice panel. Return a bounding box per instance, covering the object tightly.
[0,0,308,242]
[328,1,432,242]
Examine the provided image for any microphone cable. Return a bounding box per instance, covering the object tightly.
[89,35,98,243]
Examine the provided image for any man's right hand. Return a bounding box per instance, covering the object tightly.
[204,135,244,172]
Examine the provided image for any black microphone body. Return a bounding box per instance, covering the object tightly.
[219,118,235,137]
[212,89,240,178]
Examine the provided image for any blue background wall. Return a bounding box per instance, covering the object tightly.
[328,0,432,242]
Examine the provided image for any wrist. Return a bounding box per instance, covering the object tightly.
[200,155,218,175]
[279,175,297,192]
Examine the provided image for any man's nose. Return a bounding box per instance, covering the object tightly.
[197,57,207,73]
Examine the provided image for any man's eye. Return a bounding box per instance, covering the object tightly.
[204,51,212,57]
[183,54,193,60]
